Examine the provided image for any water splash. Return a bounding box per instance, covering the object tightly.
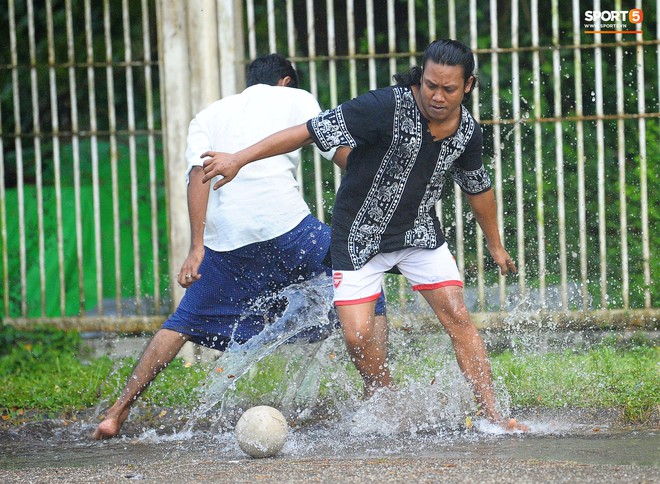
[182,275,336,432]
[172,274,526,439]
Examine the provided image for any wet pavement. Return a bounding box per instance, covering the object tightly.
[0,422,657,483]
[2,455,658,483]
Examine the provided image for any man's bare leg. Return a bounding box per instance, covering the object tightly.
[92,329,190,439]
[421,286,528,432]
[337,302,391,397]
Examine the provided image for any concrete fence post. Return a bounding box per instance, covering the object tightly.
[156,0,192,311]
[156,0,243,361]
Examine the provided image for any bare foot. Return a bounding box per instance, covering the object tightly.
[92,407,130,440]
[501,417,529,432]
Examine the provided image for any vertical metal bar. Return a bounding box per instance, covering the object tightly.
[143,0,160,313]
[304,0,323,222]
[449,0,464,280]
[489,0,506,307]
[430,0,438,41]
[8,0,27,317]
[531,0,546,307]
[46,0,66,316]
[439,0,458,236]
[594,0,607,308]
[638,0,650,308]
[27,0,47,316]
[366,0,377,90]
[246,0,256,59]
[327,0,342,193]
[394,0,411,306]
[572,0,588,310]
[65,0,86,315]
[0,154,5,315]
[615,0,628,309]
[448,0,457,40]
[347,0,357,98]
[104,0,122,315]
[469,0,485,311]
[0,15,8,317]
[511,0,526,298]
[123,0,143,314]
[551,0,567,309]
[408,0,416,65]
[267,0,276,53]
[286,0,304,195]
[286,0,295,58]
[84,0,104,316]
[387,0,397,82]
[447,3,456,62]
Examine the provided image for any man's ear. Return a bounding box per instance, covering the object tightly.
[277,76,292,87]
[464,75,475,94]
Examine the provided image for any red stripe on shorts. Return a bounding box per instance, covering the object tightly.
[412,280,464,291]
[334,292,383,306]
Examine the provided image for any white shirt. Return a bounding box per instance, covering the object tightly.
[185,84,334,251]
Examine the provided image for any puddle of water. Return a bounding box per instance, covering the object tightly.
[284,428,660,466]
[1,420,657,470]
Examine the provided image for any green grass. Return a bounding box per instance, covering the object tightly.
[1,325,657,425]
[2,139,169,318]
[492,345,659,422]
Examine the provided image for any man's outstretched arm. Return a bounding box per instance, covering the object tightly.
[201,123,312,190]
[465,188,517,276]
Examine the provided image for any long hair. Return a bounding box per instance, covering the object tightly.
[246,53,299,88]
[393,39,477,97]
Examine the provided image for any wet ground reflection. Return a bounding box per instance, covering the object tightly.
[1,417,657,470]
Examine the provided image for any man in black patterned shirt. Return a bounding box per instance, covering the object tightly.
[201,40,527,432]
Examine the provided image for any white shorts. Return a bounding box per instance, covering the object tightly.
[332,244,463,306]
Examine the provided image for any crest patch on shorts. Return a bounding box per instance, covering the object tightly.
[333,272,343,288]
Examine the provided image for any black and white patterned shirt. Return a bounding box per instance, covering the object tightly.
[307,85,491,271]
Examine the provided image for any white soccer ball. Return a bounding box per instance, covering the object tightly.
[235,405,289,458]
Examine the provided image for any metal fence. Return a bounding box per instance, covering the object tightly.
[1,0,165,330]
[1,0,658,332]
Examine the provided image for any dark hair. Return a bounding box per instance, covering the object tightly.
[393,39,477,96]
[246,53,299,88]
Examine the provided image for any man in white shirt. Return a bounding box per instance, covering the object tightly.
[93,54,386,439]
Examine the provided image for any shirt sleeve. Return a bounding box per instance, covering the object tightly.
[306,88,392,152]
[289,89,337,162]
[184,115,212,185]
[452,123,492,194]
